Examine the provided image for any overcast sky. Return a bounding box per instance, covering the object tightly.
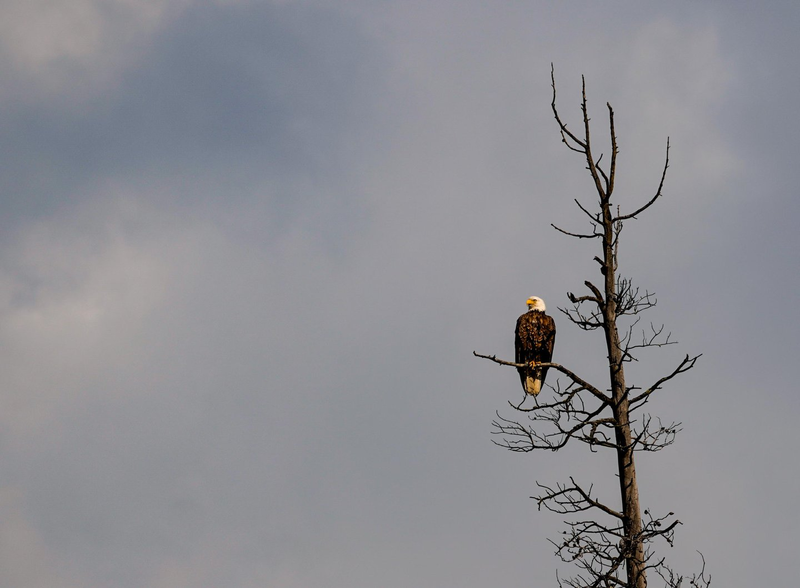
[0,1,798,586]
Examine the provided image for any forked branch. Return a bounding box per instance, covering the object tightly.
[535,477,623,519]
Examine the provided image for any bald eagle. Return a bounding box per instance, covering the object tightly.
[515,296,556,395]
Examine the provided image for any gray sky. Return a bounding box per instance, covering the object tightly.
[0,1,797,586]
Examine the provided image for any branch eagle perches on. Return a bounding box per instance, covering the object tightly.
[474,66,706,588]
[472,353,609,405]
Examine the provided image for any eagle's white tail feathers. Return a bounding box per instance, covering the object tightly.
[525,377,542,396]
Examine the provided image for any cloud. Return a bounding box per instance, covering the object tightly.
[0,196,210,440]
[0,488,81,587]
[0,0,183,100]
[0,0,383,247]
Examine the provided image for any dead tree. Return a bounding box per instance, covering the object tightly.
[475,68,707,588]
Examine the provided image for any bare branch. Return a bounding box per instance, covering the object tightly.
[630,415,682,452]
[535,478,623,520]
[621,321,678,364]
[607,103,618,197]
[559,303,604,331]
[583,280,604,302]
[629,354,702,406]
[551,223,602,239]
[615,138,670,222]
[551,64,588,152]
[595,153,611,192]
[473,352,611,404]
[492,389,615,452]
[567,291,602,306]
[656,552,712,588]
[574,197,601,223]
[579,75,609,204]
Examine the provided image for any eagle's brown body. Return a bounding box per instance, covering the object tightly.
[515,310,556,395]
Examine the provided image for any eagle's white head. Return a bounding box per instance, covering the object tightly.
[526,296,546,312]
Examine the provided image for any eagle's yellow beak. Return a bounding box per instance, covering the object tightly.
[526,298,535,305]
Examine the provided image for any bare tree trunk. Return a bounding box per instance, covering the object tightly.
[601,187,647,588]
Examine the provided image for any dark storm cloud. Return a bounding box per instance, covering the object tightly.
[0,1,382,230]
